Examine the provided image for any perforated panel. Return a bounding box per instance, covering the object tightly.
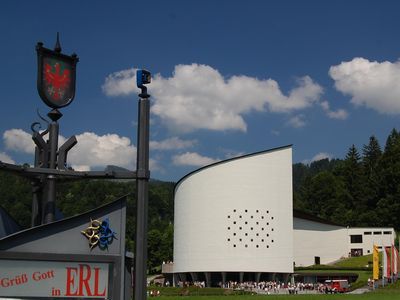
[227,208,275,249]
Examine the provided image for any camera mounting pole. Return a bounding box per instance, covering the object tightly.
[43,109,62,224]
[134,69,151,300]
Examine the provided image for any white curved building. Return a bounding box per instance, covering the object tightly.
[173,146,293,284]
[168,145,396,286]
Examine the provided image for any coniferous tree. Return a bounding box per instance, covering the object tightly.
[362,135,382,210]
[339,145,367,224]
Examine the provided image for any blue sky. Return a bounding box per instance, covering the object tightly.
[1,1,400,181]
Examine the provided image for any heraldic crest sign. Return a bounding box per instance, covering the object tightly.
[36,33,79,109]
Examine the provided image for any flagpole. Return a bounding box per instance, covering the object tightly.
[391,245,393,283]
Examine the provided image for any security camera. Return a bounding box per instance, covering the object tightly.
[137,69,151,88]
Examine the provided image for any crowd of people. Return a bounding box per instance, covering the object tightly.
[171,280,339,294]
[220,280,333,294]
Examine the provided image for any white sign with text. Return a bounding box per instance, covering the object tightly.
[0,260,109,298]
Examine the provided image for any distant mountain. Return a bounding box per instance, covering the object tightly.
[104,165,132,172]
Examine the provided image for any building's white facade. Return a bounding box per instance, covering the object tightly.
[293,216,348,267]
[293,217,396,267]
[171,145,396,284]
[346,227,396,256]
[174,146,294,274]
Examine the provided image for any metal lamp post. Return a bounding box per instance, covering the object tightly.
[134,69,151,300]
[35,34,79,224]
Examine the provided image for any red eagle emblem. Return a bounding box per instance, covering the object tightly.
[44,62,71,101]
[37,41,78,109]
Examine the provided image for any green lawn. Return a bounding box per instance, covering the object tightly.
[332,254,379,269]
[294,254,382,290]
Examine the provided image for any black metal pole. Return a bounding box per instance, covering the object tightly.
[134,90,150,300]
[31,147,41,226]
[43,109,62,224]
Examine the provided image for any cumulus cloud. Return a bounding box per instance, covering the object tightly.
[287,115,306,128]
[0,152,15,164]
[68,132,136,170]
[172,152,219,167]
[2,129,137,171]
[150,137,196,151]
[302,152,332,165]
[71,164,91,172]
[102,68,139,96]
[103,64,323,132]
[320,101,349,120]
[4,129,35,154]
[329,57,400,114]
[312,152,332,161]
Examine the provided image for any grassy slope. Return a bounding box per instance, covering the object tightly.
[294,254,380,290]
[333,254,377,268]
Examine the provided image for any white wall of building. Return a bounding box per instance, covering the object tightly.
[173,146,293,273]
[347,227,396,256]
[294,220,397,266]
[293,217,348,266]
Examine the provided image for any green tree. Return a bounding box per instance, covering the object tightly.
[362,135,382,209]
[341,145,365,209]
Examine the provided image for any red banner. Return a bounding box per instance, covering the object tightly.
[385,246,392,278]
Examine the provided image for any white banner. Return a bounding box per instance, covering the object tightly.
[0,260,109,298]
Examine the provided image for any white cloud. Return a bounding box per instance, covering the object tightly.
[218,148,245,160]
[150,137,196,151]
[172,152,218,167]
[102,68,139,97]
[103,64,323,132]
[302,152,332,165]
[329,57,400,114]
[320,101,349,120]
[71,164,91,171]
[68,132,136,170]
[0,152,15,164]
[2,129,138,171]
[3,129,35,154]
[287,115,306,128]
[312,152,332,161]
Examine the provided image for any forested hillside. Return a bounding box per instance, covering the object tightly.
[294,128,400,230]
[1,128,400,272]
[0,174,175,274]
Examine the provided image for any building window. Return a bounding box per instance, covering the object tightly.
[383,231,392,235]
[350,235,363,243]
[364,232,372,235]
[373,231,382,235]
